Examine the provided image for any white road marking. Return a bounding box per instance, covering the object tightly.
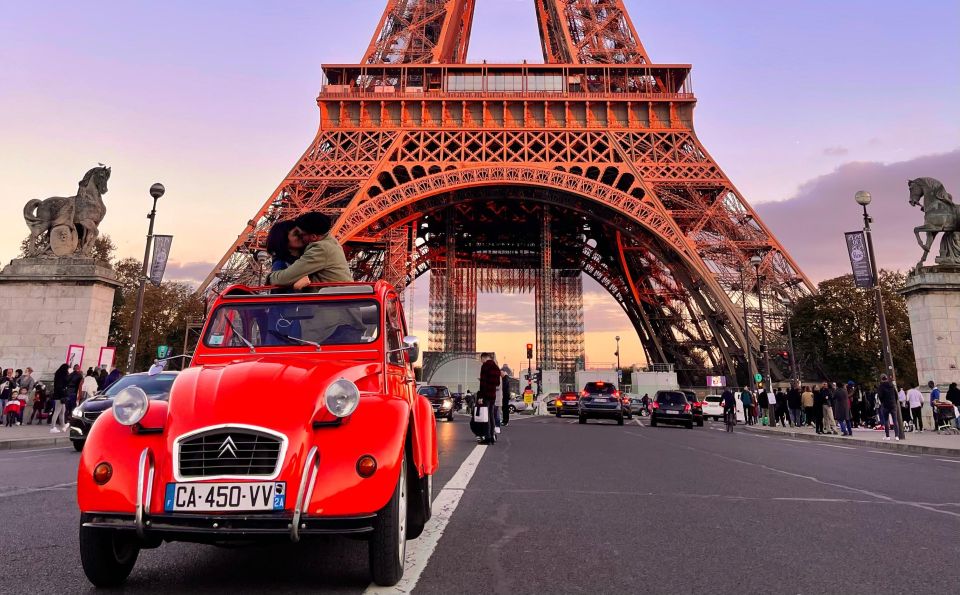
[817,444,855,450]
[781,439,808,443]
[936,459,960,464]
[0,481,77,499]
[364,444,488,594]
[0,446,73,458]
[868,450,918,458]
[632,419,644,428]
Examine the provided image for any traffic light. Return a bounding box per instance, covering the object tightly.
[526,343,533,359]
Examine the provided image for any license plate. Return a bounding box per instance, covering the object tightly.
[164,482,286,512]
[666,410,679,415]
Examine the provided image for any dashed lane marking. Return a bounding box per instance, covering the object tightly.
[364,443,488,594]
[817,443,855,450]
[868,450,918,458]
[936,459,960,464]
[781,439,808,443]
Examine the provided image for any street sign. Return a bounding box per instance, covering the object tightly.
[617,370,623,382]
[754,373,762,382]
[157,345,170,359]
[523,389,534,405]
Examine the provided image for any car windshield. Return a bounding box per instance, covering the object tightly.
[657,392,687,406]
[418,387,444,397]
[584,383,616,394]
[203,300,380,348]
[102,374,176,397]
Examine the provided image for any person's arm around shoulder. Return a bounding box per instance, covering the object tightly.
[266,242,325,287]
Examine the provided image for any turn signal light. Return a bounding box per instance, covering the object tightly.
[356,455,378,478]
[93,462,113,485]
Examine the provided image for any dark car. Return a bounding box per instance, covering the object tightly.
[578,381,627,425]
[69,372,179,451]
[545,393,560,415]
[418,385,455,421]
[555,391,579,417]
[650,390,694,429]
[681,389,705,427]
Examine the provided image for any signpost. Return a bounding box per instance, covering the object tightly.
[157,345,170,359]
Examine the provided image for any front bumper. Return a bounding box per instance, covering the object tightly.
[579,407,623,419]
[81,511,375,544]
[652,411,693,423]
[69,417,91,440]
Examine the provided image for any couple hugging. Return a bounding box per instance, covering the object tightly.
[265,212,352,289]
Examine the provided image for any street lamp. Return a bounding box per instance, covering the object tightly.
[615,335,621,389]
[855,190,902,438]
[750,255,772,392]
[778,296,799,383]
[125,183,165,373]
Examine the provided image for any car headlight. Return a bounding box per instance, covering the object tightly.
[443,398,453,408]
[72,406,82,418]
[325,379,360,418]
[112,387,149,426]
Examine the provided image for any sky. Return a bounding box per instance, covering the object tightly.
[1,0,958,373]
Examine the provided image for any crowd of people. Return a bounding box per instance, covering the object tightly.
[732,376,960,440]
[0,365,123,432]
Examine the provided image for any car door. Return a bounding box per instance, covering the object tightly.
[384,295,411,402]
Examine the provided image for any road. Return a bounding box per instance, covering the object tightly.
[1,415,959,594]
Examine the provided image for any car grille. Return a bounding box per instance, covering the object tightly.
[83,411,103,422]
[177,429,283,479]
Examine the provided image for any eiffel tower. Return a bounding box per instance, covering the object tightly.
[201,0,813,387]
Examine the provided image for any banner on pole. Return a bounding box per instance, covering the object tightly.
[844,231,874,288]
[149,235,174,286]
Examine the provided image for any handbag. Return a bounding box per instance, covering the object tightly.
[473,405,489,424]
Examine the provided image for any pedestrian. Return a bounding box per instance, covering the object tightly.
[775,387,789,427]
[801,386,814,426]
[27,383,47,425]
[19,367,36,398]
[477,353,501,445]
[878,375,900,441]
[832,382,852,436]
[946,382,960,430]
[14,387,29,425]
[66,364,83,412]
[821,382,839,435]
[850,385,863,428]
[927,381,942,428]
[105,367,122,389]
[50,363,70,433]
[721,388,737,432]
[740,387,753,425]
[863,386,878,428]
[81,368,99,403]
[758,389,770,425]
[0,368,17,417]
[812,384,826,434]
[787,382,803,427]
[265,212,352,289]
[96,367,108,390]
[501,369,511,426]
[907,383,924,432]
[898,386,913,432]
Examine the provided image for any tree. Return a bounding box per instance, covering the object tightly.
[789,271,917,388]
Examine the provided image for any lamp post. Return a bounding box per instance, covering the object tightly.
[125,183,165,373]
[778,296,799,383]
[615,335,621,387]
[740,264,755,392]
[751,255,772,392]
[855,190,903,438]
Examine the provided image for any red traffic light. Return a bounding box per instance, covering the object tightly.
[525,343,533,359]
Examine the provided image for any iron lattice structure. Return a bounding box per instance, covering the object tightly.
[202,0,813,387]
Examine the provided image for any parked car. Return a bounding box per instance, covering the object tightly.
[418,385,455,421]
[650,390,694,429]
[577,381,627,425]
[69,372,179,451]
[77,281,438,588]
[702,394,724,421]
[628,397,648,416]
[508,395,530,413]
[681,389,705,427]
[555,391,579,417]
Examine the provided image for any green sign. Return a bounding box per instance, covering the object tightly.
[754,373,763,382]
[157,345,170,359]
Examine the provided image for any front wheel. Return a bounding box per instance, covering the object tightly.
[578,415,587,424]
[79,521,140,587]
[72,439,84,452]
[446,411,454,422]
[508,405,517,414]
[369,451,408,586]
[650,416,658,427]
[556,413,562,418]
[617,415,625,426]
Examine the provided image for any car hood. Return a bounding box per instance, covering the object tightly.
[165,356,383,434]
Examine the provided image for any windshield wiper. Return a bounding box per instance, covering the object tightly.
[226,318,256,353]
[269,330,321,351]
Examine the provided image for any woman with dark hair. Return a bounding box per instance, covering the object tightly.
[96,367,108,390]
[104,367,122,389]
[50,363,70,433]
[266,219,304,272]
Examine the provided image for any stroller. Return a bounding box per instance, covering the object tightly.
[4,399,24,427]
[934,402,959,435]
[469,401,496,443]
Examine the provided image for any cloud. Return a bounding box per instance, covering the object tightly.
[822,146,849,157]
[476,311,528,331]
[162,261,215,285]
[756,149,960,282]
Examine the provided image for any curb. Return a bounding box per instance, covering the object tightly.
[0,436,73,451]
[743,425,960,457]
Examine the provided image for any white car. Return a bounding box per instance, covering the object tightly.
[703,394,745,422]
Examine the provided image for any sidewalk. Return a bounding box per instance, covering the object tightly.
[744,422,960,456]
[0,422,73,451]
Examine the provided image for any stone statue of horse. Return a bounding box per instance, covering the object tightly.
[908,177,960,270]
[22,165,110,257]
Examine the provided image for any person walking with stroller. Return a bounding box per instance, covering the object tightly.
[475,353,501,445]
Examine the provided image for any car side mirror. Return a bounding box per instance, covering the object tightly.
[402,336,420,363]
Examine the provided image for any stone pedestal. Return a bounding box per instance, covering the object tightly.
[902,266,960,388]
[0,257,119,381]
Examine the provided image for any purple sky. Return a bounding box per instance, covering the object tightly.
[1,1,957,369]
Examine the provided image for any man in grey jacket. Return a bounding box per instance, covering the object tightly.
[265,212,352,288]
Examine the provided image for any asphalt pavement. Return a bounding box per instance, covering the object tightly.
[1,414,958,594]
